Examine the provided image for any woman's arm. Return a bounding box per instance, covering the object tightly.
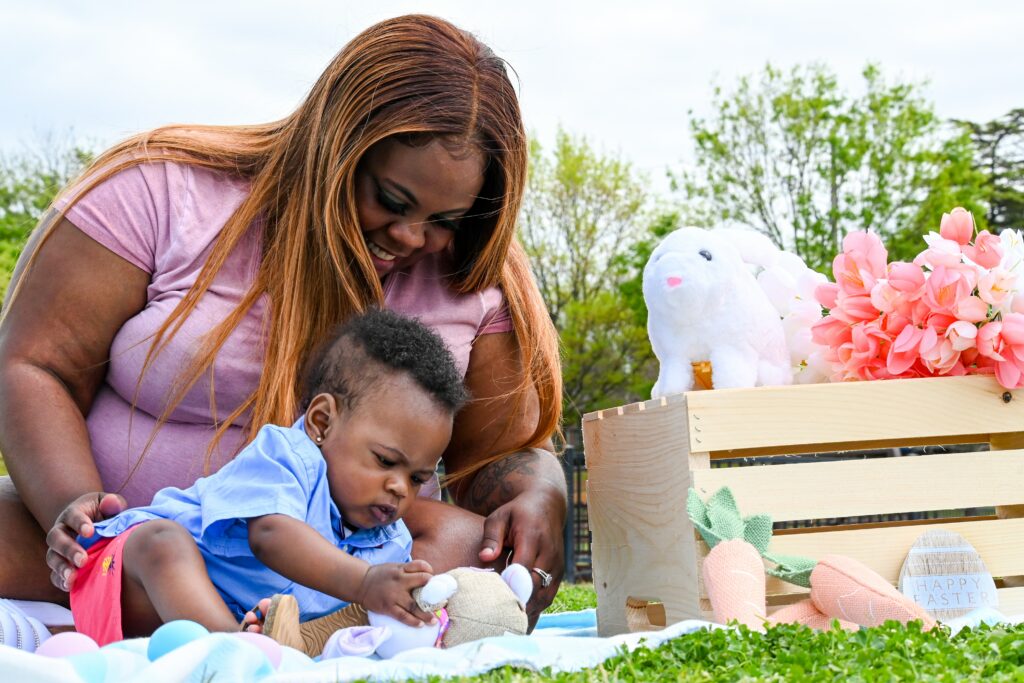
[0,218,148,570]
[440,331,568,620]
[247,514,435,625]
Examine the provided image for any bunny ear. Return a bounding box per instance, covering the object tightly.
[418,573,458,608]
[713,228,781,270]
[501,564,533,607]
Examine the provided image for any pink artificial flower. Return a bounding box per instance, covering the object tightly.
[914,233,964,269]
[837,320,892,380]
[978,267,1016,306]
[923,266,975,316]
[811,315,852,348]
[963,230,1004,269]
[833,231,888,295]
[946,320,979,352]
[887,325,923,375]
[831,292,879,323]
[939,207,975,246]
[888,261,926,293]
[954,296,989,324]
[871,261,926,315]
[977,321,1006,361]
[815,282,839,309]
[1001,312,1024,346]
[921,336,962,375]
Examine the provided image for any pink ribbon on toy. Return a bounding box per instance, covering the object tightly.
[433,608,450,648]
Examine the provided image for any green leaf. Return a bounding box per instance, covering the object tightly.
[764,552,819,589]
[742,514,773,554]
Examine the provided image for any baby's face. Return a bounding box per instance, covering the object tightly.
[306,376,452,529]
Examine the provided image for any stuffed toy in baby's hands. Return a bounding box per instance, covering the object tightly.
[263,565,532,658]
[643,227,791,396]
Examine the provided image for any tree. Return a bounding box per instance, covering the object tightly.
[956,108,1024,233]
[0,137,92,296]
[684,63,989,273]
[520,129,659,423]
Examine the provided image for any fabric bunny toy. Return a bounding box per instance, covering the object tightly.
[264,565,532,658]
[643,227,791,397]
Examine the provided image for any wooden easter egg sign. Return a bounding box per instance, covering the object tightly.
[898,529,998,620]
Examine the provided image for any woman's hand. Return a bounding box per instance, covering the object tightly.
[477,476,567,628]
[45,492,127,591]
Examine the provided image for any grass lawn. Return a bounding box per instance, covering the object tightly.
[470,584,1024,682]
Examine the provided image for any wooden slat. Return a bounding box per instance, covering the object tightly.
[997,587,1024,616]
[685,375,1024,453]
[695,519,1024,600]
[691,450,1024,522]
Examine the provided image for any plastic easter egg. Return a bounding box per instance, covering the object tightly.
[232,630,283,668]
[35,631,100,658]
[147,620,209,661]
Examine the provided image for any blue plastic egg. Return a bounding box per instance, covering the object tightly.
[146,620,209,661]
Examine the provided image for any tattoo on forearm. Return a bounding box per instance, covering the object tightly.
[467,451,538,513]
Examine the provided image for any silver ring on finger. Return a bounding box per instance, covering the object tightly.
[532,567,553,588]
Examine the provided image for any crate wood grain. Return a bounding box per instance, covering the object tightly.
[582,374,1024,636]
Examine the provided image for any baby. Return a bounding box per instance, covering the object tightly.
[69,309,468,645]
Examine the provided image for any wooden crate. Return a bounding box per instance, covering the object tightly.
[581,374,1024,636]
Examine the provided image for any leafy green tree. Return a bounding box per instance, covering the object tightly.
[956,108,1024,233]
[0,140,92,296]
[684,63,989,273]
[520,129,658,423]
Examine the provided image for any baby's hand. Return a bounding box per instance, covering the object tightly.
[355,560,437,627]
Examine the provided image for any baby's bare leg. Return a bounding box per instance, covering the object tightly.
[120,519,240,637]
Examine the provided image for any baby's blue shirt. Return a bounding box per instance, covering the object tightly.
[83,418,412,619]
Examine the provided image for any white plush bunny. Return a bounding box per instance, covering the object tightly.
[643,227,792,396]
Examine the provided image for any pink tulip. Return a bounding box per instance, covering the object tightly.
[887,325,922,375]
[833,231,888,295]
[939,207,975,246]
[963,231,1004,269]
[811,315,852,348]
[888,261,926,293]
[954,296,989,324]
[977,321,1006,361]
[815,282,839,309]
[946,321,979,352]
[914,234,964,269]
[923,266,974,315]
[1001,313,1024,345]
[921,337,962,375]
[979,267,1016,306]
[834,292,879,322]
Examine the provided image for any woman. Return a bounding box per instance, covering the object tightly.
[0,14,565,631]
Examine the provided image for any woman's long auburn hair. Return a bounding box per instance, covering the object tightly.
[15,14,561,479]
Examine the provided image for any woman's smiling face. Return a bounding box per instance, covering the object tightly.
[355,137,486,277]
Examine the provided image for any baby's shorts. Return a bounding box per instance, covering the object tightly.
[69,524,142,645]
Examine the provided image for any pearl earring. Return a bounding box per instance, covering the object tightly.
[316,435,323,444]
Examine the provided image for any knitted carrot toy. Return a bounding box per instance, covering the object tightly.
[688,487,937,631]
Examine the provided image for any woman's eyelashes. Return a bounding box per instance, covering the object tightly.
[376,185,408,216]
[374,182,462,232]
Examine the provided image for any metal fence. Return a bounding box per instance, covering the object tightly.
[560,426,592,583]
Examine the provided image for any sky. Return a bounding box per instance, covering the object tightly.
[2,1,1022,189]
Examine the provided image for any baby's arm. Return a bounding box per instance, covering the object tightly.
[247,514,436,626]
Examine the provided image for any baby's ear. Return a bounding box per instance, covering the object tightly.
[501,564,533,607]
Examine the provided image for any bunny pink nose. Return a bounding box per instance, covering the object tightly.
[666,276,683,288]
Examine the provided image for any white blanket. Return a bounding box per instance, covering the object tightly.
[0,609,714,682]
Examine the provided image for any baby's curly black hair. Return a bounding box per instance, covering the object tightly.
[300,308,469,414]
